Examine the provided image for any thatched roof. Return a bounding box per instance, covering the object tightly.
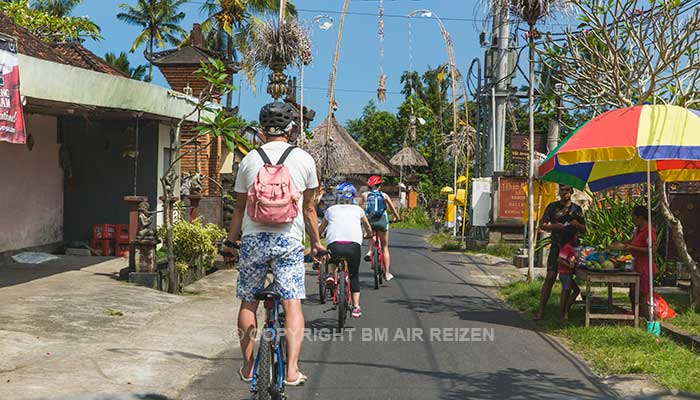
[370,152,400,176]
[306,115,393,177]
[390,146,428,167]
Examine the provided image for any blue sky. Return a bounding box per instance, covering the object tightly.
[73,1,568,125]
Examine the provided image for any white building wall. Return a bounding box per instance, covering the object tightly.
[0,114,63,252]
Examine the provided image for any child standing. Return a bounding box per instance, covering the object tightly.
[558,225,580,321]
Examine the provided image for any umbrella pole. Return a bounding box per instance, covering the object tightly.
[647,161,659,335]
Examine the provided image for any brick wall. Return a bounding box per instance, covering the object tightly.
[160,65,227,196]
[179,132,223,196]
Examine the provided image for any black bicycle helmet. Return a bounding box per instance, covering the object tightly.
[259,102,297,132]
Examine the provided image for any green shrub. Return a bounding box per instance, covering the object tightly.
[581,188,664,250]
[161,217,227,271]
[394,207,432,229]
[427,232,462,250]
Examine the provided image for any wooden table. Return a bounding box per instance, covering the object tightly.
[575,268,640,327]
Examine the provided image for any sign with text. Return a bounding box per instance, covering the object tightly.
[511,133,545,163]
[498,176,527,221]
[0,37,26,144]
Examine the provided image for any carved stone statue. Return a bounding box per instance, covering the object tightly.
[180,171,191,196]
[162,169,178,199]
[136,201,155,241]
[190,172,203,194]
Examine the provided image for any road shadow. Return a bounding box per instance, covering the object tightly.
[385,294,536,331]
[301,358,610,399]
[392,229,430,239]
[105,348,229,362]
[440,367,614,399]
[0,256,116,289]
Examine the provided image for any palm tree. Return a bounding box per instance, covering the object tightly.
[104,51,149,81]
[32,0,81,16]
[117,0,187,81]
[199,0,296,105]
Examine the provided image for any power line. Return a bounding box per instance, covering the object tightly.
[299,85,402,95]
[296,8,487,23]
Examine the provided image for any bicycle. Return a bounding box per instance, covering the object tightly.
[312,260,328,305]
[250,279,287,400]
[318,250,351,330]
[369,232,385,290]
[219,250,287,400]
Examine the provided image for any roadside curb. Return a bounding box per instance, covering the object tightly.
[661,321,700,354]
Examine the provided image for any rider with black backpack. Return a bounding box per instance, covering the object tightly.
[361,176,400,281]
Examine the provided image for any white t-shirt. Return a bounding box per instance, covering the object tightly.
[323,204,365,245]
[234,141,319,241]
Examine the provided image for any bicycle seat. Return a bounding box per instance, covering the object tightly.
[254,285,282,301]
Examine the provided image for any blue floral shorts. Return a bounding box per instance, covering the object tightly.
[237,232,305,301]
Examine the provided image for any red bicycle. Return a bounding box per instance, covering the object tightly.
[369,232,385,290]
[315,250,351,330]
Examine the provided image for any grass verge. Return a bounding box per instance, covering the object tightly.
[500,279,700,393]
[467,243,520,261]
[427,232,462,251]
[661,292,700,336]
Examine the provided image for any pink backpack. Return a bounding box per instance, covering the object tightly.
[247,146,299,224]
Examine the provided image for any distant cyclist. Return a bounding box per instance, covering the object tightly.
[319,182,373,318]
[361,176,400,281]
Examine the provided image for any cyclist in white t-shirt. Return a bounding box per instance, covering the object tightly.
[319,182,373,318]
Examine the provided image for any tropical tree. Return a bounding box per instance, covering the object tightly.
[117,0,188,81]
[541,0,700,305]
[104,51,149,81]
[31,0,81,16]
[160,58,248,293]
[0,0,100,42]
[199,0,296,105]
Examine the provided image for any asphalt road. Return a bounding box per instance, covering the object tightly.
[181,230,615,400]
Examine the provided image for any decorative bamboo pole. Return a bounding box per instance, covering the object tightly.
[326,0,351,141]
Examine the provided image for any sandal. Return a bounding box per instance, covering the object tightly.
[284,372,308,386]
[238,367,253,383]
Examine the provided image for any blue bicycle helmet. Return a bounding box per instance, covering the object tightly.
[335,182,357,199]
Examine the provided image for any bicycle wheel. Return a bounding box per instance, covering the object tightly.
[254,330,274,400]
[337,270,347,330]
[318,269,326,304]
[270,327,286,400]
[372,246,380,290]
[374,246,383,285]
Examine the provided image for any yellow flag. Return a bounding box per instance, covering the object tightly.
[446,194,455,223]
[455,188,467,206]
[522,181,557,224]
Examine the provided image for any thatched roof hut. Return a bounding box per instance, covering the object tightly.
[306,115,394,178]
[390,146,428,167]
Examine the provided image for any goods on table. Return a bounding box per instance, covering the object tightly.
[575,247,632,271]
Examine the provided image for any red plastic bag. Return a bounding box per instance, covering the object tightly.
[653,294,676,320]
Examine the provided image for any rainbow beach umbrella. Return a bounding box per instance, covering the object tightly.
[537,104,700,332]
[538,104,700,191]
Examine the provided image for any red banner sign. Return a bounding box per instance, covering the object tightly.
[0,37,26,144]
[498,176,527,221]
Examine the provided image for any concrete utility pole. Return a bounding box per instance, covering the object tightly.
[486,1,510,176]
[495,1,510,173]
